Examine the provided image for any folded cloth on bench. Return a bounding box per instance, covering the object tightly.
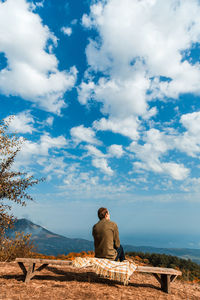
[72,257,137,285]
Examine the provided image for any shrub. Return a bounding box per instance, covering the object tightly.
[0,232,34,262]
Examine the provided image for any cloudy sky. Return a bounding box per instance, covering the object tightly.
[1,0,200,248]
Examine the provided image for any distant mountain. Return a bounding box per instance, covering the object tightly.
[6,218,94,255]
[6,218,200,264]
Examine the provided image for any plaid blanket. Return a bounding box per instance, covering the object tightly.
[72,257,137,285]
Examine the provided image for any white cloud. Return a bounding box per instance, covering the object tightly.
[82,2,104,29]
[0,0,77,114]
[58,165,135,200]
[83,0,200,85]
[92,158,114,176]
[79,0,200,140]
[15,133,68,169]
[78,72,150,118]
[173,111,200,157]
[30,0,44,10]
[125,110,200,180]
[93,116,139,140]
[85,145,105,158]
[181,111,200,135]
[5,111,35,134]
[63,165,99,189]
[180,177,200,192]
[84,145,113,175]
[133,157,189,181]
[78,0,200,181]
[39,134,67,155]
[61,26,72,36]
[42,156,67,176]
[162,162,190,181]
[37,115,54,128]
[82,13,92,28]
[108,144,124,158]
[45,116,54,127]
[128,129,190,180]
[70,125,100,145]
[77,81,95,105]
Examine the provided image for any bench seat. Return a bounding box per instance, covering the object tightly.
[15,258,182,294]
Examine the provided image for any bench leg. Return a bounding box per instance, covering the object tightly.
[170,274,177,282]
[152,273,161,284]
[25,263,36,283]
[25,263,49,283]
[161,274,171,294]
[18,262,49,283]
[18,262,27,276]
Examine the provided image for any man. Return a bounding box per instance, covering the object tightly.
[92,207,125,261]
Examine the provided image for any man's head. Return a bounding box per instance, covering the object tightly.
[98,207,110,220]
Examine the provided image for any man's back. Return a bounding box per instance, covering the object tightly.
[92,218,120,260]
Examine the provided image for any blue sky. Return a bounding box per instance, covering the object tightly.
[1,0,200,249]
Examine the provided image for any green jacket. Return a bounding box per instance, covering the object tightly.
[92,218,121,260]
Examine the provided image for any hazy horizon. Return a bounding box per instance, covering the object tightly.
[16,215,200,250]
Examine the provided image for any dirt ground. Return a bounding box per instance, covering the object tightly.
[0,262,200,300]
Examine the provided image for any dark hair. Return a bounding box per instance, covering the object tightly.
[98,207,108,220]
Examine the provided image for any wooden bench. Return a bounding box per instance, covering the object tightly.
[15,258,182,294]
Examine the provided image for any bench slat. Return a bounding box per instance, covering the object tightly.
[15,258,72,266]
[136,266,182,276]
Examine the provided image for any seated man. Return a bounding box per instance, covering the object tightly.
[92,207,125,262]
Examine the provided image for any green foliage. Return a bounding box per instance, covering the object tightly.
[127,251,200,282]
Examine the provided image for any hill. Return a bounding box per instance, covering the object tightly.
[6,219,93,255]
[6,218,200,264]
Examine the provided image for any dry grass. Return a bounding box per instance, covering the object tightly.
[0,262,200,300]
